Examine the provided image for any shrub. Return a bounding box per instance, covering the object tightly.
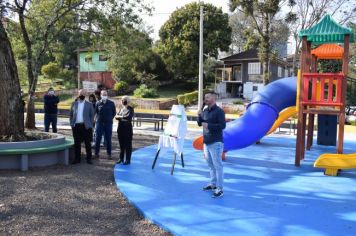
[233,100,244,105]
[41,62,60,79]
[177,89,209,106]
[177,95,185,105]
[114,81,129,95]
[133,84,159,98]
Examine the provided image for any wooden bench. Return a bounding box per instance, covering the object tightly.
[133,117,165,131]
[0,139,74,171]
[278,119,297,135]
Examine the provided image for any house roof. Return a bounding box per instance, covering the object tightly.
[220,49,292,67]
[298,15,354,45]
[311,44,344,59]
[75,47,106,52]
[220,49,258,61]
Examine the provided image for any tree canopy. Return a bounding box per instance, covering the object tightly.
[156,2,232,80]
[3,0,151,128]
[230,0,288,85]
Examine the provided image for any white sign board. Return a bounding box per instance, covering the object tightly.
[82,81,97,93]
[164,105,187,138]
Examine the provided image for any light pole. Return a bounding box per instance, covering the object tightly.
[198,5,204,110]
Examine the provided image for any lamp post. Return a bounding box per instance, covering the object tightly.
[198,5,204,110]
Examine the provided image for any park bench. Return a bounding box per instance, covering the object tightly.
[0,139,74,171]
[278,118,297,135]
[133,117,165,131]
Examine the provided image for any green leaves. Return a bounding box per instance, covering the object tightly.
[157,2,232,80]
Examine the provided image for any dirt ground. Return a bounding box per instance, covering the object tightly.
[0,130,171,236]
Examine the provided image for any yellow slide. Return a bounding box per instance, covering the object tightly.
[314,153,356,176]
[267,106,297,135]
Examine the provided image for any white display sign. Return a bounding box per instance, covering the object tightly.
[164,105,187,138]
[82,81,97,93]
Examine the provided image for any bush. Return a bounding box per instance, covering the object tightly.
[133,84,159,98]
[41,62,60,79]
[177,95,185,105]
[177,89,209,106]
[233,100,244,105]
[114,81,129,95]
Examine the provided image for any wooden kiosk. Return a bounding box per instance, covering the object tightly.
[295,15,354,166]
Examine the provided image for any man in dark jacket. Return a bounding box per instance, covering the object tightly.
[197,91,226,198]
[44,88,60,133]
[94,90,116,160]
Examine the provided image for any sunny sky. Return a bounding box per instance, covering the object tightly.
[143,0,230,40]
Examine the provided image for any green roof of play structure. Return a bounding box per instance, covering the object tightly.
[299,15,354,44]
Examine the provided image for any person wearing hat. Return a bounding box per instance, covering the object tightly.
[115,96,134,165]
[43,87,60,133]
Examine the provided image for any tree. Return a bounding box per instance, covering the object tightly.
[229,11,290,56]
[229,11,252,54]
[157,2,232,80]
[229,0,287,85]
[41,62,60,80]
[106,27,169,84]
[0,16,24,137]
[4,0,151,129]
[285,0,356,73]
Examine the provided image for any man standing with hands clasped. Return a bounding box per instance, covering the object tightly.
[197,91,226,198]
[94,90,116,160]
[70,89,94,164]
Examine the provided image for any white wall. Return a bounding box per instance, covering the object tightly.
[243,82,264,100]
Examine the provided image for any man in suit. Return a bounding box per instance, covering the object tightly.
[94,90,116,160]
[70,89,95,164]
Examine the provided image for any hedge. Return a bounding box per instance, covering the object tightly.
[177,89,209,106]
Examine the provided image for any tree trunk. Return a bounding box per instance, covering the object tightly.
[261,15,271,85]
[18,6,36,129]
[0,21,25,136]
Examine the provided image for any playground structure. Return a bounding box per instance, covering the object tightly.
[296,15,354,175]
[193,15,354,176]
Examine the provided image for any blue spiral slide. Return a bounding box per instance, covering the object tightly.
[223,76,297,151]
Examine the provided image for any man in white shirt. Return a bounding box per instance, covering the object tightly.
[70,89,94,164]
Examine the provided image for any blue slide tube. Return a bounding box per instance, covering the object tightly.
[223,77,297,151]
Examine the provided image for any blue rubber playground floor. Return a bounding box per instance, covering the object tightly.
[114,135,356,236]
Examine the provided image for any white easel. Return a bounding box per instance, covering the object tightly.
[152,105,187,175]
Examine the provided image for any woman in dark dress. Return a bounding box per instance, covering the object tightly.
[88,94,97,144]
[115,96,134,165]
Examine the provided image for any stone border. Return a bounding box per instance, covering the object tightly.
[0,131,65,149]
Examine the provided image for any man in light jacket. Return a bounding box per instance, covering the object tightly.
[70,89,94,164]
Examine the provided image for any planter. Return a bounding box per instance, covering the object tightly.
[0,132,74,171]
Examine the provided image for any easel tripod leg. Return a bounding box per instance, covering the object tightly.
[171,153,177,175]
[180,153,184,168]
[152,149,160,169]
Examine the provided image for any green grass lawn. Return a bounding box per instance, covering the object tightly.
[156,85,192,98]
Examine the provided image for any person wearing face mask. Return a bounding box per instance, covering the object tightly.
[94,90,116,160]
[115,96,134,165]
[69,89,95,164]
[43,87,60,133]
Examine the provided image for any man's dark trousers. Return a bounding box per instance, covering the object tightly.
[95,122,113,155]
[44,113,57,133]
[72,123,92,162]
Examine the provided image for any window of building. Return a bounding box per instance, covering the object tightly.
[248,62,261,75]
[285,69,289,77]
[278,66,282,77]
[84,56,92,63]
[99,55,108,61]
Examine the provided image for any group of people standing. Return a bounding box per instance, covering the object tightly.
[43,88,134,166]
[45,88,227,198]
